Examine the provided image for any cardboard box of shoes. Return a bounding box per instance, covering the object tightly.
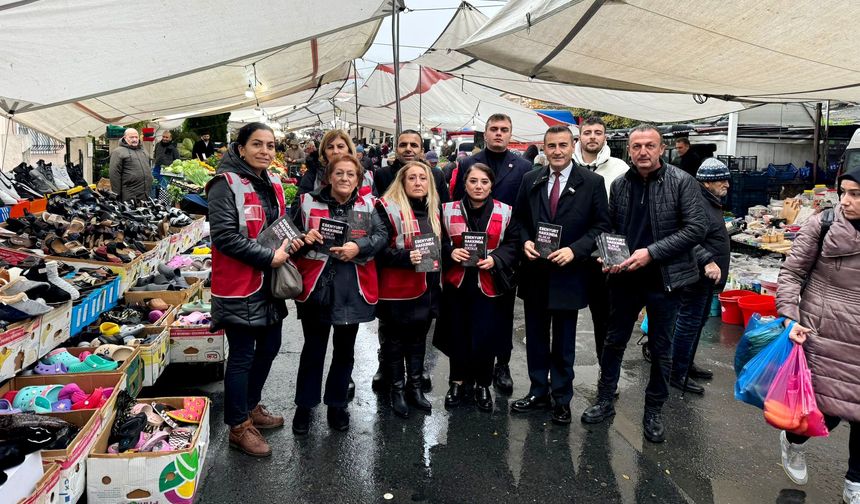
[42,408,106,504]
[64,346,143,398]
[11,317,43,373]
[0,318,39,381]
[0,372,124,426]
[37,301,72,360]
[87,396,212,504]
[123,276,203,307]
[135,327,171,387]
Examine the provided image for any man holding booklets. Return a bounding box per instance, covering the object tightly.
[581,125,707,444]
[452,114,534,395]
[511,125,610,425]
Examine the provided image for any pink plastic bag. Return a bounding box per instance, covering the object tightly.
[763,343,829,437]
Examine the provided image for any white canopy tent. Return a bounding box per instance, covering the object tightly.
[0,0,399,138]
[415,2,749,122]
[458,0,860,102]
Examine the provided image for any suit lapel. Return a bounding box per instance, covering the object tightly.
[493,151,516,188]
[529,167,550,221]
[554,166,584,219]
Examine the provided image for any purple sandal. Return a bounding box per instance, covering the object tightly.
[34,361,68,375]
[0,398,21,415]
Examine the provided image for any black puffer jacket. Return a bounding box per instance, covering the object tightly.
[207,146,288,328]
[609,162,707,291]
[693,185,731,287]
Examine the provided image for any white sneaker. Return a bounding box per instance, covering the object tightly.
[50,164,71,190]
[780,430,808,485]
[844,480,860,503]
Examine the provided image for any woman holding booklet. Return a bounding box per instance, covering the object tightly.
[290,153,387,435]
[433,163,520,412]
[207,122,302,458]
[375,160,443,419]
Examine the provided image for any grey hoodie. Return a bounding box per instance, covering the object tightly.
[573,142,629,197]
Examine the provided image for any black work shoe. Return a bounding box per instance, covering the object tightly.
[643,410,666,443]
[347,377,356,400]
[474,386,493,412]
[327,407,350,432]
[292,407,311,436]
[372,364,386,391]
[421,372,432,393]
[390,387,409,419]
[445,383,464,408]
[552,403,572,425]
[688,362,713,380]
[580,398,616,424]
[670,377,705,395]
[510,394,551,413]
[493,363,514,395]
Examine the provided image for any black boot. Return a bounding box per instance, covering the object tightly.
[385,339,409,418]
[406,342,432,412]
[372,334,387,391]
[390,380,409,418]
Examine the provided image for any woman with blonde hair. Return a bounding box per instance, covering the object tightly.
[375,160,442,418]
[299,129,375,197]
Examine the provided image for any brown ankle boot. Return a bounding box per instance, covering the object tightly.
[250,404,284,429]
[229,419,271,457]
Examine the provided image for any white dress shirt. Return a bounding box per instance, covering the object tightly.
[547,162,573,197]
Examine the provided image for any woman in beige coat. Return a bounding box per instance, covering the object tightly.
[775,167,860,503]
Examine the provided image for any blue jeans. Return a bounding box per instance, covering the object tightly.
[224,321,283,426]
[671,280,714,381]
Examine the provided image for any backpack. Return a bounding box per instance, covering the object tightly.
[800,208,835,295]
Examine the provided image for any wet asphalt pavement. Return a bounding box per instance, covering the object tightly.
[146,300,851,504]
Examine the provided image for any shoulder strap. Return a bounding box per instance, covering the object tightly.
[815,208,835,256]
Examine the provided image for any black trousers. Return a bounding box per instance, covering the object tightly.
[598,277,681,410]
[294,320,358,409]
[523,300,579,404]
[224,321,283,427]
[787,415,860,483]
[586,261,611,361]
[450,353,495,388]
[378,318,431,384]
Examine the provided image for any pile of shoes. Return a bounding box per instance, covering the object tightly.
[29,343,137,375]
[66,267,118,295]
[76,321,146,348]
[96,298,173,326]
[1,188,195,263]
[0,412,79,484]
[0,258,85,327]
[107,394,202,454]
[11,160,82,199]
[174,301,212,327]
[1,383,113,413]
[128,263,190,291]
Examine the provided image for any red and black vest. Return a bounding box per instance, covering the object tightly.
[377,198,441,301]
[441,199,512,298]
[293,192,379,304]
[209,171,287,299]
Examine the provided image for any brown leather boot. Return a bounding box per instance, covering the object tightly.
[229,419,271,457]
[250,404,284,429]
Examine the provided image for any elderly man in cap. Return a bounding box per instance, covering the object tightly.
[109,128,152,202]
[669,157,731,395]
[285,140,305,165]
[356,145,373,172]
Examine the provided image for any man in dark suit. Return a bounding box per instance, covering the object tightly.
[193,132,215,161]
[510,125,611,425]
[451,113,534,394]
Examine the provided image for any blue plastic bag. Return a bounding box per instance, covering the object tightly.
[734,314,786,375]
[735,322,795,409]
[640,314,648,335]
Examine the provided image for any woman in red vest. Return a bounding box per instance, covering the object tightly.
[375,161,443,418]
[291,153,387,435]
[433,163,520,411]
[207,122,299,458]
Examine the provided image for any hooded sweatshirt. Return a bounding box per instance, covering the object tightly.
[573,142,629,197]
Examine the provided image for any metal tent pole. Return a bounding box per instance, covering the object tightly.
[813,103,822,185]
[392,0,402,137]
[353,60,360,140]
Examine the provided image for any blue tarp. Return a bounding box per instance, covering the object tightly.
[535,109,577,124]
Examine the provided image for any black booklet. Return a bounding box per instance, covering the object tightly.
[318,217,350,255]
[597,232,631,267]
[462,231,487,267]
[413,233,441,273]
[535,222,562,258]
[257,215,303,250]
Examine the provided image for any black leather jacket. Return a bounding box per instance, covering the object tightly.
[207,146,288,328]
[609,162,707,292]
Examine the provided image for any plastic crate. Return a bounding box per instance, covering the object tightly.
[766,163,799,181]
[730,171,769,191]
[718,155,759,172]
[70,275,122,337]
[730,191,769,217]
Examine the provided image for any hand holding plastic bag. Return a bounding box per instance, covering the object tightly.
[763,343,829,437]
[735,322,795,409]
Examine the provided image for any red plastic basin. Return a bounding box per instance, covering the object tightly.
[738,294,778,327]
[718,290,757,325]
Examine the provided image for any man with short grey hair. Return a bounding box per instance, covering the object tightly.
[109,128,152,201]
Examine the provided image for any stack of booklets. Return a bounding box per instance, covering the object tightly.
[596,232,631,267]
[257,215,302,249]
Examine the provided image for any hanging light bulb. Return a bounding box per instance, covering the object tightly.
[244,84,255,99]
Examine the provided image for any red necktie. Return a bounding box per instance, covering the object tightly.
[550,171,561,219]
